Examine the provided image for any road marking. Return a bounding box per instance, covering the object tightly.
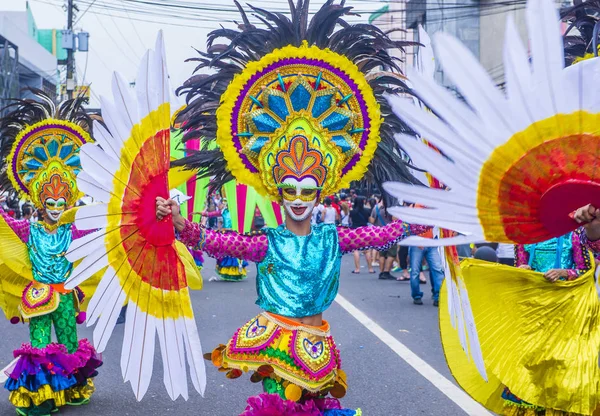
[334,294,492,416]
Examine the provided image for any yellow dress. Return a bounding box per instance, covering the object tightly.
[439,259,600,415]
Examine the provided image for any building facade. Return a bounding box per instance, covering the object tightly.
[371,0,536,87]
[0,2,60,113]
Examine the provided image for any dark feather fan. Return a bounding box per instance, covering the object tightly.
[0,89,92,196]
[174,0,423,198]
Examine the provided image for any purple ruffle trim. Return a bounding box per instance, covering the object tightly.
[241,394,343,416]
[9,339,102,381]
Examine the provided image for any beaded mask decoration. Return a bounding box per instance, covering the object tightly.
[218,43,381,201]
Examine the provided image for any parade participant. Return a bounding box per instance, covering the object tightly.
[155,0,425,412]
[0,92,102,416]
[501,231,592,415]
[202,198,248,282]
[381,0,600,413]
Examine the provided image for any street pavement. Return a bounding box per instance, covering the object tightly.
[0,254,483,416]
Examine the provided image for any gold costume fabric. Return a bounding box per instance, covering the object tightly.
[440,259,600,415]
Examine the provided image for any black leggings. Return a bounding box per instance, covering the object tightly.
[399,245,408,269]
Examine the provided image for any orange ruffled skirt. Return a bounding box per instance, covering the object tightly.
[206,312,347,401]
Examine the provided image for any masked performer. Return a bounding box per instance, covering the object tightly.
[152,1,426,412]
[58,11,422,412]
[0,92,102,416]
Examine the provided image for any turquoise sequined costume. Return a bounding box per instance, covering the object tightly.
[256,224,341,317]
[0,92,102,416]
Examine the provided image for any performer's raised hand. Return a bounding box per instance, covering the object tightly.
[156,197,186,232]
[574,204,600,241]
[574,204,599,224]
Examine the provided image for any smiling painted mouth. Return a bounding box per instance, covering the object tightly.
[291,206,307,216]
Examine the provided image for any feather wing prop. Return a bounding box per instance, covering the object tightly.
[64,32,206,401]
[394,25,489,382]
[385,0,600,245]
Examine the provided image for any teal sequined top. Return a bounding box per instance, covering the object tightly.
[222,208,232,229]
[28,222,74,284]
[256,223,342,317]
[524,233,574,273]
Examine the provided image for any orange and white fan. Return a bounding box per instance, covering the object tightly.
[64,32,206,401]
[385,0,600,245]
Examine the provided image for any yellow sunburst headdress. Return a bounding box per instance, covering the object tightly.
[174,0,422,203]
[0,91,92,209]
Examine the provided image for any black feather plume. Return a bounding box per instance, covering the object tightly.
[561,0,600,65]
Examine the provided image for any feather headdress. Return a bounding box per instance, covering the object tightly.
[0,89,93,208]
[175,0,421,204]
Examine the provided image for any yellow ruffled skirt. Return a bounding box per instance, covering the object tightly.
[9,379,95,408]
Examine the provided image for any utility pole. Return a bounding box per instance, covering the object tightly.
[66,0,74,99]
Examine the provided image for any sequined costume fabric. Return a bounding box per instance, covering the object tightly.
[256,224,342,317]
[580,229,600,258]
[502,228,592,415]
[515,229,590,279]
[209,313,342,394]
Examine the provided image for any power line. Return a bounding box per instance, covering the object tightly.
[118,0,147,50]
[98,0,142,59]
[74,0,99,25]
[90,8,140,66]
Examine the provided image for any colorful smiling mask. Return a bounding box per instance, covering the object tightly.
[0,92,92,223]
[174,6,422,213]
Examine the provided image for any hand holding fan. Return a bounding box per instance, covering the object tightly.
[64,32,206,401]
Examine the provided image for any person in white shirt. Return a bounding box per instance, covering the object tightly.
[311,202,325,224]
[321,197,338,224]
[496,243,515,266]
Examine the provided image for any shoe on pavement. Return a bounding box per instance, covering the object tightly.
[413,298,423,305]
[379,272,394,280]
[433,300,439,307]
[391,266,402,273]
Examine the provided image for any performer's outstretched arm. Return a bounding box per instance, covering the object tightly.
[338,221,429,253]
[177,218,268,262]
[0,206,30,243]
[157,197,267,262]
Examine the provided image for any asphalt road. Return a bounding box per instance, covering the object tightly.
[0,254,482,416]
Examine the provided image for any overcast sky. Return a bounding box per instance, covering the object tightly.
[6,0,381,107]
